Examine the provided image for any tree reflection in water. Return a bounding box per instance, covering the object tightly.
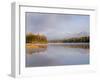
[26,45,47,54]
[26,43,89,55]
[63,44,89,49]
[64,44,89,49]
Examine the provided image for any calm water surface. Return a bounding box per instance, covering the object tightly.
[26,43,89,67]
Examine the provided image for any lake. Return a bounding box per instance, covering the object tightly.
[26,43,89,67]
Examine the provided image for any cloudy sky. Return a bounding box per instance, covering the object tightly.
[26,12,89,40]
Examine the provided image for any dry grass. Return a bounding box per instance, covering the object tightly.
[26,43,47,49]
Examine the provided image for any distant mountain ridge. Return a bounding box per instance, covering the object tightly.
[65,32,89,39]
[48,32,89,40]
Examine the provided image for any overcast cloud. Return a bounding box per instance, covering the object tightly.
[26,12,89,40]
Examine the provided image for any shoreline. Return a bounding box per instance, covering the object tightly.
[26,43,48,49]
[26,43,89,49]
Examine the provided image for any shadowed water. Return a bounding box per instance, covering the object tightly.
[26,43,89,67]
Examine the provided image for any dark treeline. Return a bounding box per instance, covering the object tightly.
[63,36,89,43]
[26,33,48,44]
[49,36,89,43]
[26,32,89,43]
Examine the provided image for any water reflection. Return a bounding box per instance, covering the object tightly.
[26,43,89,67]
[48,43,89,48]
[63,44,89,49]
[26,45,47,54]
[26,43,89,54]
